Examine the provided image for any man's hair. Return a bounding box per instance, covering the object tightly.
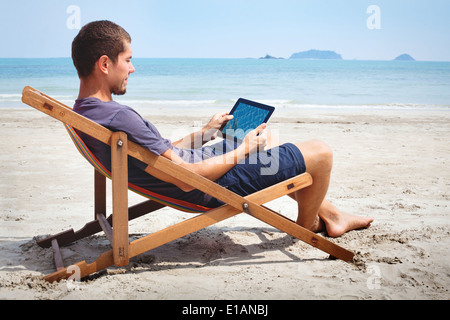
[72,20,131,78]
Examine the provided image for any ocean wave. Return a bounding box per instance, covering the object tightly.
[116,99,218,106]
[0,94,22,101]
[0,93,75,101]
[2,92,449,111]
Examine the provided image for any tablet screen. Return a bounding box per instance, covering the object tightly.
[221,99,275,141]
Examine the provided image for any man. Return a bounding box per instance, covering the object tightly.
[72,20,373,238]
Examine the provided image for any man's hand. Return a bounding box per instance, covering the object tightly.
[242,123,268,156]
[203,112,234,141]
[172,112,233,149]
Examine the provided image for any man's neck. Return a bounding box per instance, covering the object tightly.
[78,77,113,102]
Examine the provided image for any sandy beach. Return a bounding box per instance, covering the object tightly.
[0,106,449,300]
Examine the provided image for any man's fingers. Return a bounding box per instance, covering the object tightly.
[255,123,267,135]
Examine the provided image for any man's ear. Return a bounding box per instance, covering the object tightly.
[96,55,110,75]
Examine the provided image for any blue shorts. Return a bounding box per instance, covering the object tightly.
[205,141,306,208]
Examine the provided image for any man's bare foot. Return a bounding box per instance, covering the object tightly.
[322,210,373,238]
[318,200,374,238]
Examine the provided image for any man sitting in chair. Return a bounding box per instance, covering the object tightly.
[72,20,373,238]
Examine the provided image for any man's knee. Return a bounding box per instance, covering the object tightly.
[296,139,333,172]
[313,139,333,168]
[317,139,333,159]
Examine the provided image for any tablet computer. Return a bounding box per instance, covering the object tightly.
[220,98,275,141]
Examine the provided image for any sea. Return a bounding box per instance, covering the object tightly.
[1,58,450,113]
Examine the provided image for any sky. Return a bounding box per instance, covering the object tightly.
[1,0,449,61]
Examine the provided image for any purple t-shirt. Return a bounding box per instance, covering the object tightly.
[73,98,213,206]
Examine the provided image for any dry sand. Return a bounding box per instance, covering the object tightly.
[0,106,449,300]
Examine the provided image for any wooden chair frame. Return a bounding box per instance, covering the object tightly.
[21,86,354,282]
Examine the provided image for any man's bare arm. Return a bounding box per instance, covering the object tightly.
[172,112,233,149]
[146,124,267,192]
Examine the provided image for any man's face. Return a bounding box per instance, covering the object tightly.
[109,41,135,96]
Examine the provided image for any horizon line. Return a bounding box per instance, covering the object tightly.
[1,56,450,62]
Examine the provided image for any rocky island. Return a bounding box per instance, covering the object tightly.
[394,54,415,61]
[290,49,342,60]
[259,54,284,59]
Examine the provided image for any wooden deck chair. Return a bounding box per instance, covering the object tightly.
[21,86,355,283]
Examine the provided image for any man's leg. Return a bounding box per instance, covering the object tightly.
[293,140,333,232]
[293,140,374,237]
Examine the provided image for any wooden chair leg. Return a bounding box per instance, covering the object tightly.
[94,169,107,220]
[94,169,114,244]
[111,132,129,267]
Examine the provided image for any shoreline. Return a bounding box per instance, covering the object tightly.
[0,107,449,300]
[3,101,450,111]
